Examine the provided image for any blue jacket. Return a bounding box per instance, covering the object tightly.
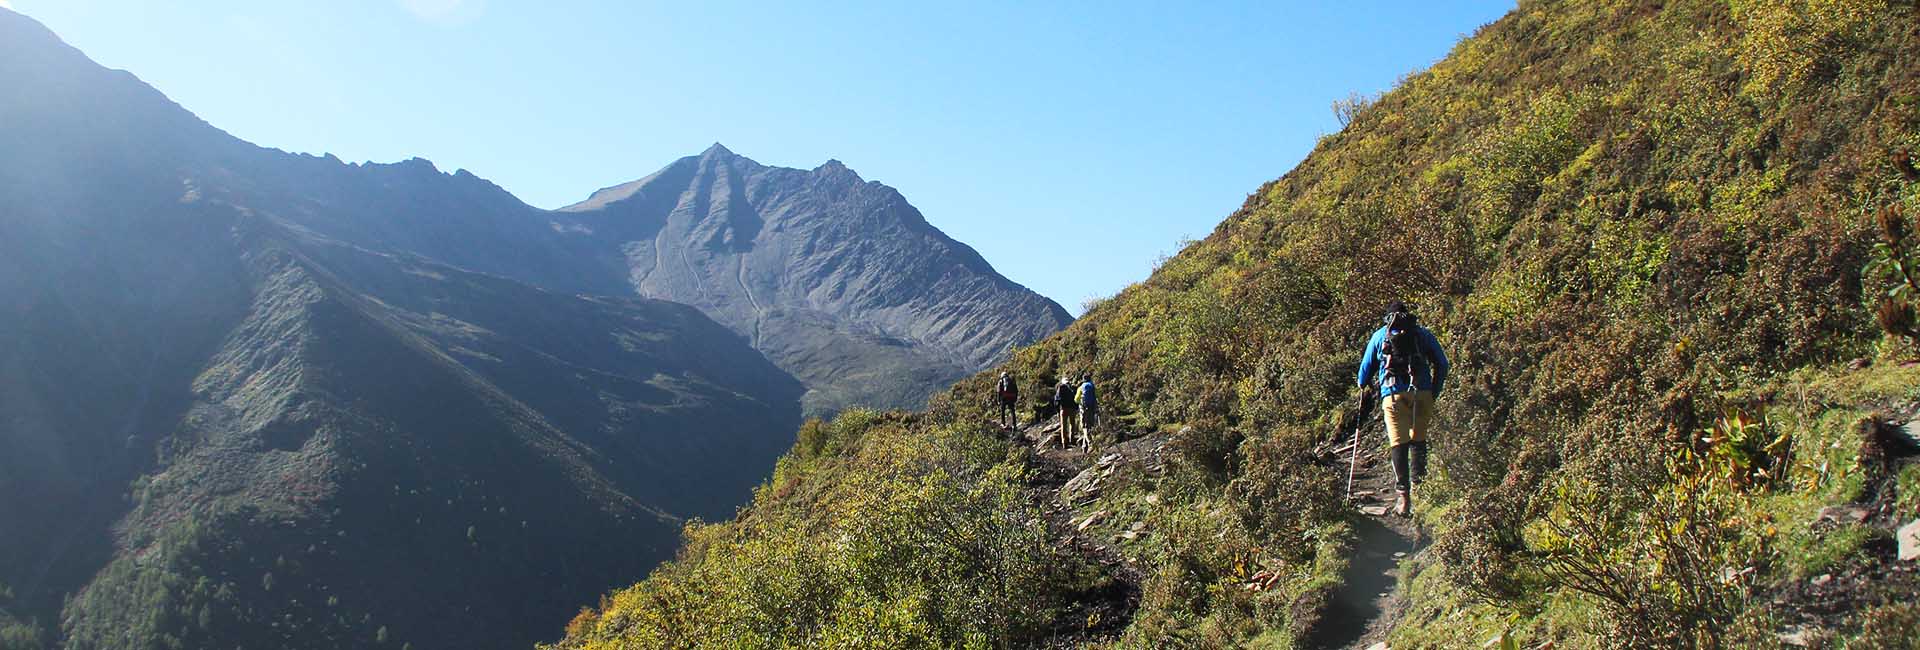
[1356,324,1449,398]
[1077,381,1097,413]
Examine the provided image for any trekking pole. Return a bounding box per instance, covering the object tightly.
[1344,390,1374,501]
[1345,416,1362,500]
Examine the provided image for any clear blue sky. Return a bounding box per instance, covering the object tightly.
[13,0,1512,315]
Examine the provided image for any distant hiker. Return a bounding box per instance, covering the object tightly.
[1054,376,1081,450]
[1356,301,1449,516]
[995,371,1020,429]
[1076,375,1099,446]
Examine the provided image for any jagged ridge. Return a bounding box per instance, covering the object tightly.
[556,143,1073,414]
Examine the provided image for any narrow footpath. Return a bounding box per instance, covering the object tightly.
[1314,419,1424,650]
[989,407,1424,649]
[994,414,1154,647]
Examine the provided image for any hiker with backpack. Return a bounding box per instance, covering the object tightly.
[1355,301,1449,516]
[1053,376,1081,450]
[1076,375,1098,446]
[995,371,1019,429]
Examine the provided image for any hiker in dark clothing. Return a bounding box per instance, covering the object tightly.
[1053,376,1081,450]
[1355,301,1449,516]
[995,371,1019,429]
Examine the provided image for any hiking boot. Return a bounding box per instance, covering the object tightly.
[1394,490,1412,516]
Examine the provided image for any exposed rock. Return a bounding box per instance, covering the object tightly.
[1816,505,1871,526]
[1243,569,1282,592]
[1898,421,1920,450]
[1077,510,1109,531]
[1900,519,1920,562]
[556,147,1072,414]
[1062,464,1104,497]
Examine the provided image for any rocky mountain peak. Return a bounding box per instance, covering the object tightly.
[555,146,1071,413]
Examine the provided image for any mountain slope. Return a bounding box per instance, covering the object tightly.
[556,145,1073,414]
[548,0,1920,648]
[0,2,1061,419]
[54,222,802,650]
[0,10,801,649]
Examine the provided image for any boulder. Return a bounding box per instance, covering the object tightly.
[1061,466,1100,496]
[1899,519,1920,562]
[1815,505,1870,526]
[1076,510,1109,531]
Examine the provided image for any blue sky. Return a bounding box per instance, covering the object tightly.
[13,0,1512,315]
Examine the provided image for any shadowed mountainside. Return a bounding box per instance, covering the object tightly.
[0,10,802,649]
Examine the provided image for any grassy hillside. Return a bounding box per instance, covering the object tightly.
[549,0,1920,647]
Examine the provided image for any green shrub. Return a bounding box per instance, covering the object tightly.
[548,418,1079,650]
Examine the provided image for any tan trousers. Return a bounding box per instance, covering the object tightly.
[1383,390,1435,447]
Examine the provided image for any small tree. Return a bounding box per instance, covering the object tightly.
[1331,91,1374,128]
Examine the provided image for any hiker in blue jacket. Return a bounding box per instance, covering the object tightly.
[1356,301,1449,516]
[1076,375,1098,446]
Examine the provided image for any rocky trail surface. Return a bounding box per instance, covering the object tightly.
[999,414,1164,647]
[982,406,1429,650]
[1316,417,1425,650]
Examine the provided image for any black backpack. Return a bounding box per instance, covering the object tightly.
[997,376,1016,399]
[1379,311,1425,386]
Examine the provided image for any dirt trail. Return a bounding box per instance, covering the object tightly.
[1314,421,1424,650]
[997,415,1154,647]
[990,408,1422,649]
